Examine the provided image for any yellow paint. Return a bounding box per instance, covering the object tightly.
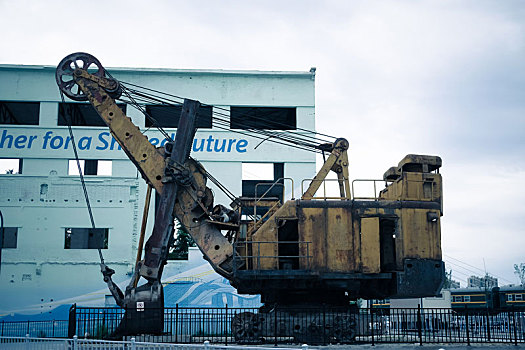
[360,217,380,273]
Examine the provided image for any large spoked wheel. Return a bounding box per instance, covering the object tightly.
[331,315,357,343]
[231,312,261,343]
[55,52,105,101]
[293,321,324,344]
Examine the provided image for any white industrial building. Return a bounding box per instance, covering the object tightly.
[0,63,317,316]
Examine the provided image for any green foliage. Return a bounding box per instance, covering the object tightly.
[442,269,453,289]
[515,263,525,287]
[168,225,195,260]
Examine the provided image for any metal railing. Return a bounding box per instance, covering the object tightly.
[371,307,524,345]
[351,179,389,200]
[0,319,68,338]
[3,306,523,345]
[0,335,305,350]
[300,178,350,200]
[233,241,312,271]
[252,177,294,225]
[352,178,436,201]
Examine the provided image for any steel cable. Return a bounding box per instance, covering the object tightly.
[59,90,105,264]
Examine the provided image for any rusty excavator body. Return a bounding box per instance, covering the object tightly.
[56,52,444,343]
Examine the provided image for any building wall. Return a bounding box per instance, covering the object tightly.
[389,290,452,309]
[0,64,316,314]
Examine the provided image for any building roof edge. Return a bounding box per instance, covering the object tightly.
[0,64,315,78]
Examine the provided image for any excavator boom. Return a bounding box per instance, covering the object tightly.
[56,52,234,335]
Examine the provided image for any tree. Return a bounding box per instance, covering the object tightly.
[515,263,525,287]
[442,269,454,289]
[168,225,195,260]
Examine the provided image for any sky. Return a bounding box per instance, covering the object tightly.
[0,0,524,286]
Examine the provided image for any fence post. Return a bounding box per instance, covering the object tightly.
[512,308,518,346]
[130,337,136,350]
[225,304,228,346]
[485,309,491,342]
[25,333,29,343]
[465,306,470,346]
[175,304,178,343]
[26,320,30,337]
[369,307,375,346]
[68,304,77,339]
[417,305,422,346]
[204,340,210,350]
[73,335,78,350]
[507,310,513,343]
[274,306,278,347]
[302,344,308,350]
[322,305,326,346]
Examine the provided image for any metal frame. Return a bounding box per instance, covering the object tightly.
[233,241,312,271]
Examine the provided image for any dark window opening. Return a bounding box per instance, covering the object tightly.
[58,103,127,126]
[230,107,296,130]
[0,158,23,174]
[241,163,284,217]
[0,101,39,125]
[64,228,108,249]
[379,218,397,272]
[278,219,299,270]
[1,227,18,248]
[145,105,212,128]
[84,159,98,175]
[68,160,112,176]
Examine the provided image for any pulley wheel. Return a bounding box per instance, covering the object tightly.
[56,52,105,101]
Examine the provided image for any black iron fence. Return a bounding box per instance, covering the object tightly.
[0,319,68,338]
[1,306,523,345]
[370,307,524,345]
[69,305,525,345]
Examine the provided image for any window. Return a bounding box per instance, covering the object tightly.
[68,160,112,176]
[516,294,523,301]
[241,163,284,218]
[64,228,108,249]
[242,163,274,180]
[1,227,18,248]
[58,103,127,126]
[230,107,296,130]
[242,163,284,198]
[0,158,22,174]
[145,105,212,128]
[0,101,39,125]
[508,294,514,301]
[464,295,470,302]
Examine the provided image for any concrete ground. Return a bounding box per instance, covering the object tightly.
[296,345,525,350]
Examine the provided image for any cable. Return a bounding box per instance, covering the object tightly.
[105,68,339,218]
[116,80,336,151]
[120,80,336,140]
[121,94,326,153]
[445,255,514,285]
[59,90,104,265]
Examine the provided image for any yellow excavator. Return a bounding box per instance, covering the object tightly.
[56,52,444,343]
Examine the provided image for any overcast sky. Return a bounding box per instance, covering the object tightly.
[1,0,523,286]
